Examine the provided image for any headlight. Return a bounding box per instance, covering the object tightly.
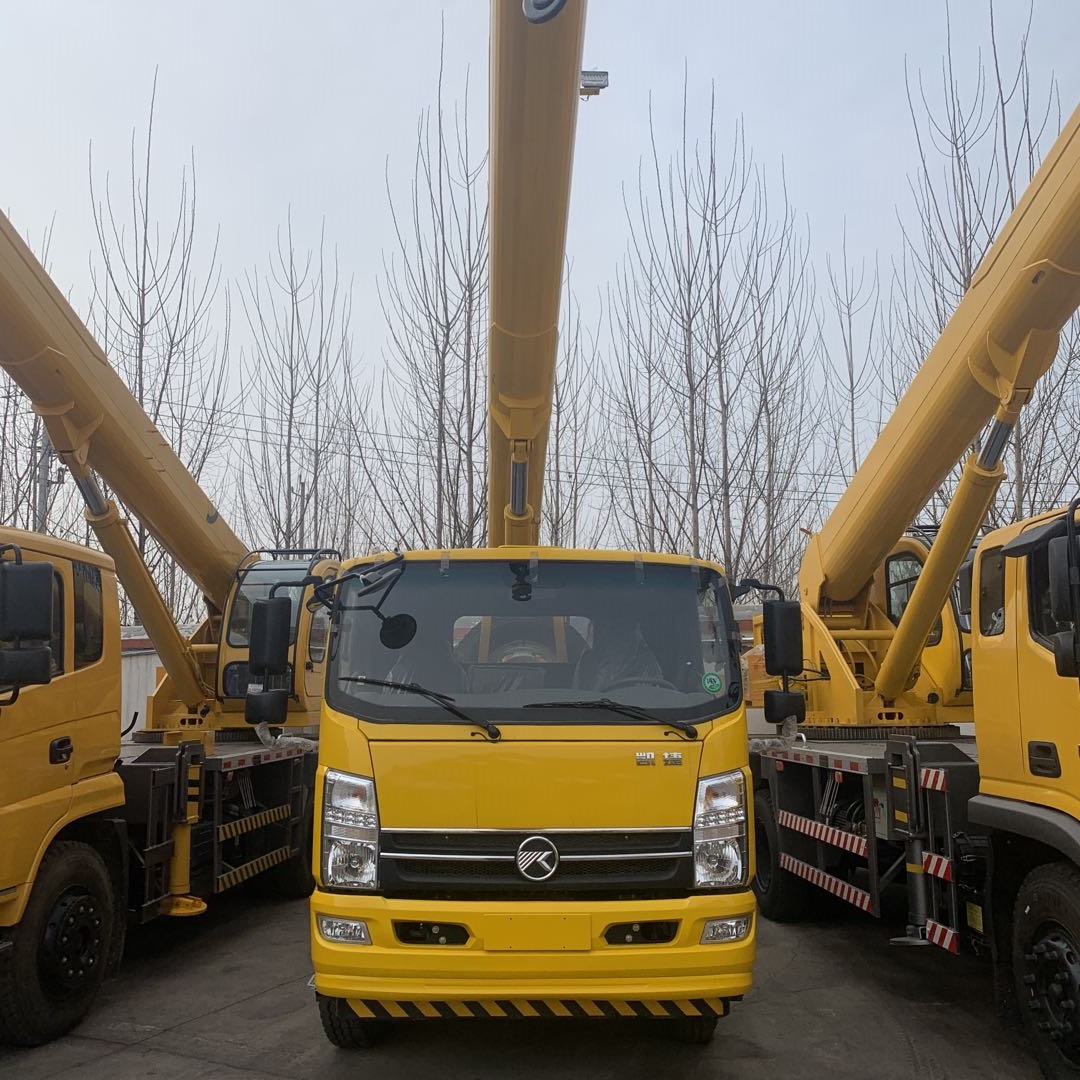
[693,771,748,888]
[321,770,378,890]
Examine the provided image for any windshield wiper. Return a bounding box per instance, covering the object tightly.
[338,676,501,742]
[524,697,698,740]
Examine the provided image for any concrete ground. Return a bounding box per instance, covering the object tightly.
[1,888,1040,1080]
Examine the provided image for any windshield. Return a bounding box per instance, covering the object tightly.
[227,562,311,647]
[326,558,742,727]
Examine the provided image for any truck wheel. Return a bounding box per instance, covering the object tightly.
[752,789,810,922]
[1013,864,1080,1079]
[0,841,114,1046]
[259,849,315,900]
[671,1016,718,1044]
[318,994,387,1048]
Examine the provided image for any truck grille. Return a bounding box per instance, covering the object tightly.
[378,829,693,898]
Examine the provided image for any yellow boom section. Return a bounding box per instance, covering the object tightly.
[0,209,246,612]
[487,0,587,547]
[803,104,1080,613]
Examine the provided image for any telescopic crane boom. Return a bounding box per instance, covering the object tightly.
[0,211,249,706]
[486,0,586,547]
[798,104,1080,716]
[0,213,246,604]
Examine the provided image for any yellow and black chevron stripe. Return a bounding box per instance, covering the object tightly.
[349,997,727,1020]
[217,803,291,842]
[216,845,290,892]
[186,763,201,824]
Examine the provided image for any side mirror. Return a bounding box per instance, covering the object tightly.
[0,559,54,696]
[245,596,291,725]
[1052,632,1080,679]
[244,688,289,726]
[1048,535,1078,626]
[762,600,805,726]
[249,596,291,677]
[0,559,53,640]
[764,688,806,725]
[379,613,417,650]
[0,647,52,687]
[763,601,803,677]
[956,561,973,618]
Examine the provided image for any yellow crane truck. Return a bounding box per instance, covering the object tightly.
[0,207,337,1044]
[748,102,1080,1078]
[260,0,755,1046]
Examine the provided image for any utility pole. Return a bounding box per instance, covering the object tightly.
[34,430,52,532]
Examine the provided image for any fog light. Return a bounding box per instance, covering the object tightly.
[317,915,372,944]
[700,915,752,944]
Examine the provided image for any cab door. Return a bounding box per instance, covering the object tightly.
[1016,539,1080,821]
[0,554,76,893]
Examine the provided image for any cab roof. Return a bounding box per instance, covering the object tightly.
[340,546,726,576]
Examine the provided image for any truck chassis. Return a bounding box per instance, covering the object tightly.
[752,734,989,954]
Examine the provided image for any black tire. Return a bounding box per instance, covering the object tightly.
[752,788,810,922]
[671,1016,718,1045]
[0,841,115,1046]
[1012,863,1080,1079]
[259,851,315,900]
[317,994,387,1049]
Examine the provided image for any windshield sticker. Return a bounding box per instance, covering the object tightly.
[702,671,725,695]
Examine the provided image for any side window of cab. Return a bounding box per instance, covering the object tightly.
[978,548,1006,637]
[1028,541,1074,645]
[885,553,942,646]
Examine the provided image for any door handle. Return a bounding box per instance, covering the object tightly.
[1028,741,1061,779]
[49,736,73,765]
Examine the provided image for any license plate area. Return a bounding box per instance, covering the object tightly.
[481,913,591,952]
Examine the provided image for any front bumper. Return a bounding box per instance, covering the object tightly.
[311,890,755,1018]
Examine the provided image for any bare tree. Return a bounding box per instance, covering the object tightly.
[824,227,880,483]
[542,280,606,548]
[236,214,358,554]
[884,1,1073,524]
[605,82,823,590]
[87,74,230,622]
[363,29,488,550]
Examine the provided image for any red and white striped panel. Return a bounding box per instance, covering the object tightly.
[926,918,958,953]
[922,852,953,882]
[214,745,307,772]
[920,767,948,792]
[777,809,869,857]
[759,747,867,774]
[778,852,872,912]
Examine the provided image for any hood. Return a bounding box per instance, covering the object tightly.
[370,735,704,830]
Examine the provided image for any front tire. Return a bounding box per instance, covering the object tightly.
[317,994,387,1048]
[0,841,115,1046]
[1012,863,1080,1079]
[752,789,810,922]
[671,1016,718,1044]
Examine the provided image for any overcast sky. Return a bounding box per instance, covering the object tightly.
[2,1,1079,376]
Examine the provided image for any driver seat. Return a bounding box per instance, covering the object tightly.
[573,625,664,691]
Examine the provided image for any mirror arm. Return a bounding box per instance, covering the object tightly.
[736,577,786,603]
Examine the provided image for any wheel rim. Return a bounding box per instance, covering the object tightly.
[1022,923,1080,1061]
[39,887,105,994]
[754,817,773,894]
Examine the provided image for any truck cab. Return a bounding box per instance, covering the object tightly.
[306,548,755,1042]
[971,509,1080,814]
[0,530,125,1044]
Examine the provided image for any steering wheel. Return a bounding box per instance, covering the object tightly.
[600,676,678,692]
